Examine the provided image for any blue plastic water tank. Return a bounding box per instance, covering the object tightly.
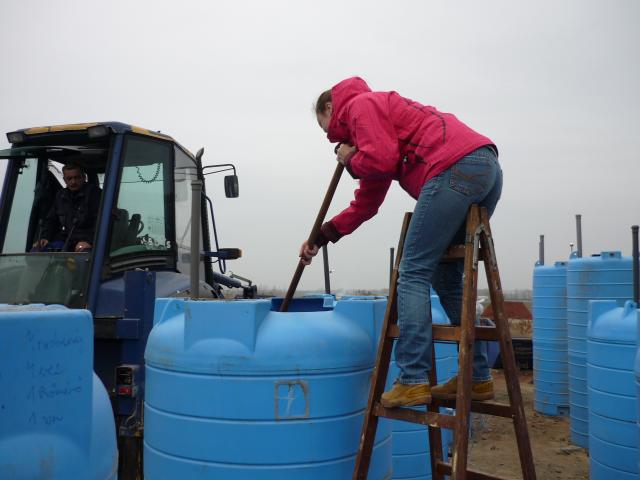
[588,300,638,479]
[387,294,458,480]
[566,251,632,447]
[0,304,118,479]
[532,261,569,416]
[144,297,392,479]
[634,306,640,475]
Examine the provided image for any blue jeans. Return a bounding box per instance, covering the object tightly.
[395,146,503,384]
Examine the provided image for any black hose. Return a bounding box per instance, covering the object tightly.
[212,271,242,289]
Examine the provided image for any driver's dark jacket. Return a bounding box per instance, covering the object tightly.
[41,183,101,249]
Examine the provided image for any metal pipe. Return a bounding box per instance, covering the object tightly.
[538,235,545,265]
[575,214,583,258]
[322,245,331,294]
[190,180,203,299]
[632,225,639,306]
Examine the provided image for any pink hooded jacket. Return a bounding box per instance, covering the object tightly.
[317,77,495,245]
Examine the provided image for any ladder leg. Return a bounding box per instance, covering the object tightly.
[450,205,481,480]
[479,208,537,480]
[427,347,444,480]
[353,213,412,479]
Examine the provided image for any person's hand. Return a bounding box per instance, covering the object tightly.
[33,239,49,250]
[75,241,92,252]
[336,143,357,165]
[299,241,319,266]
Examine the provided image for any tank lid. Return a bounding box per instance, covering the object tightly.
[588,300,637,343]
[568,250,631,268]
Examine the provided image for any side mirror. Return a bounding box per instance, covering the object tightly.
[224,175,239,198]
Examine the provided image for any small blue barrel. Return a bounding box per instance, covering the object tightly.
[144,297,392,479]
[0,304,118,479]
[566,251,632,447]
[588,300,638,478]
[388,294,458,480]
[532,261,569,416]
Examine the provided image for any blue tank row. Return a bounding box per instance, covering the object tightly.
[532,261,569,416]
[587,300,638,479]
[566,251,633,448]
[0,304,117,479]
[533,249,638,471]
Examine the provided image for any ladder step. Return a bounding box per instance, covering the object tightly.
[373,404,456,429]
[431,399,513,418]
[435,460,513,480]
[432,325,499,341]
[441,245,486,262]
[387,324,499,341]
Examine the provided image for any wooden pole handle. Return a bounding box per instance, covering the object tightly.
[280,163,345,312]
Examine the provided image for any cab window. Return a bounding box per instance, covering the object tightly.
[110,136,173,258]
[174,146,203,276]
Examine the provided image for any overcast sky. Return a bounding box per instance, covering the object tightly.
[1,1,638,292]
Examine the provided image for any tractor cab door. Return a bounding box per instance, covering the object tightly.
[101,134,207,284]
[104,135,175,271]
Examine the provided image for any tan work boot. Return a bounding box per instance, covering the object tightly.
[431,376,495,401]
[380,382,431,408]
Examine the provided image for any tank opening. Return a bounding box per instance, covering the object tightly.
[270,297,334,312]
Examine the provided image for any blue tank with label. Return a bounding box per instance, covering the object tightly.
[532,261,569,416]
[588,300,638,479]
[566,251,632,447]
[387,294,458,480]
[0,304,118,479]
[144,297,392,479]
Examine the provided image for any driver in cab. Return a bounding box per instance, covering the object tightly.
[33,164,101,253]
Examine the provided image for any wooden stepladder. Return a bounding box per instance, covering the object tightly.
[353,205,536,480]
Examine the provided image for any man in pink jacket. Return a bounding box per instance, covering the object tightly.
[302,77,502,407]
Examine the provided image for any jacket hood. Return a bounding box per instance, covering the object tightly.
[327,77,372,143]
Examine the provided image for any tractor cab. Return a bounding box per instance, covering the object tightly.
[0,122,249,307]
[0,122,252,478]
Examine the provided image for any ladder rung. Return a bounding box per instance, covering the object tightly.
[373,404,456,429]
[387,324,499,341]
[431,399,513,418]
[432,325,500,341]
[440,245,486,262]
[435,460,512,480]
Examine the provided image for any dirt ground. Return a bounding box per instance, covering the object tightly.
[465,370,589,479]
